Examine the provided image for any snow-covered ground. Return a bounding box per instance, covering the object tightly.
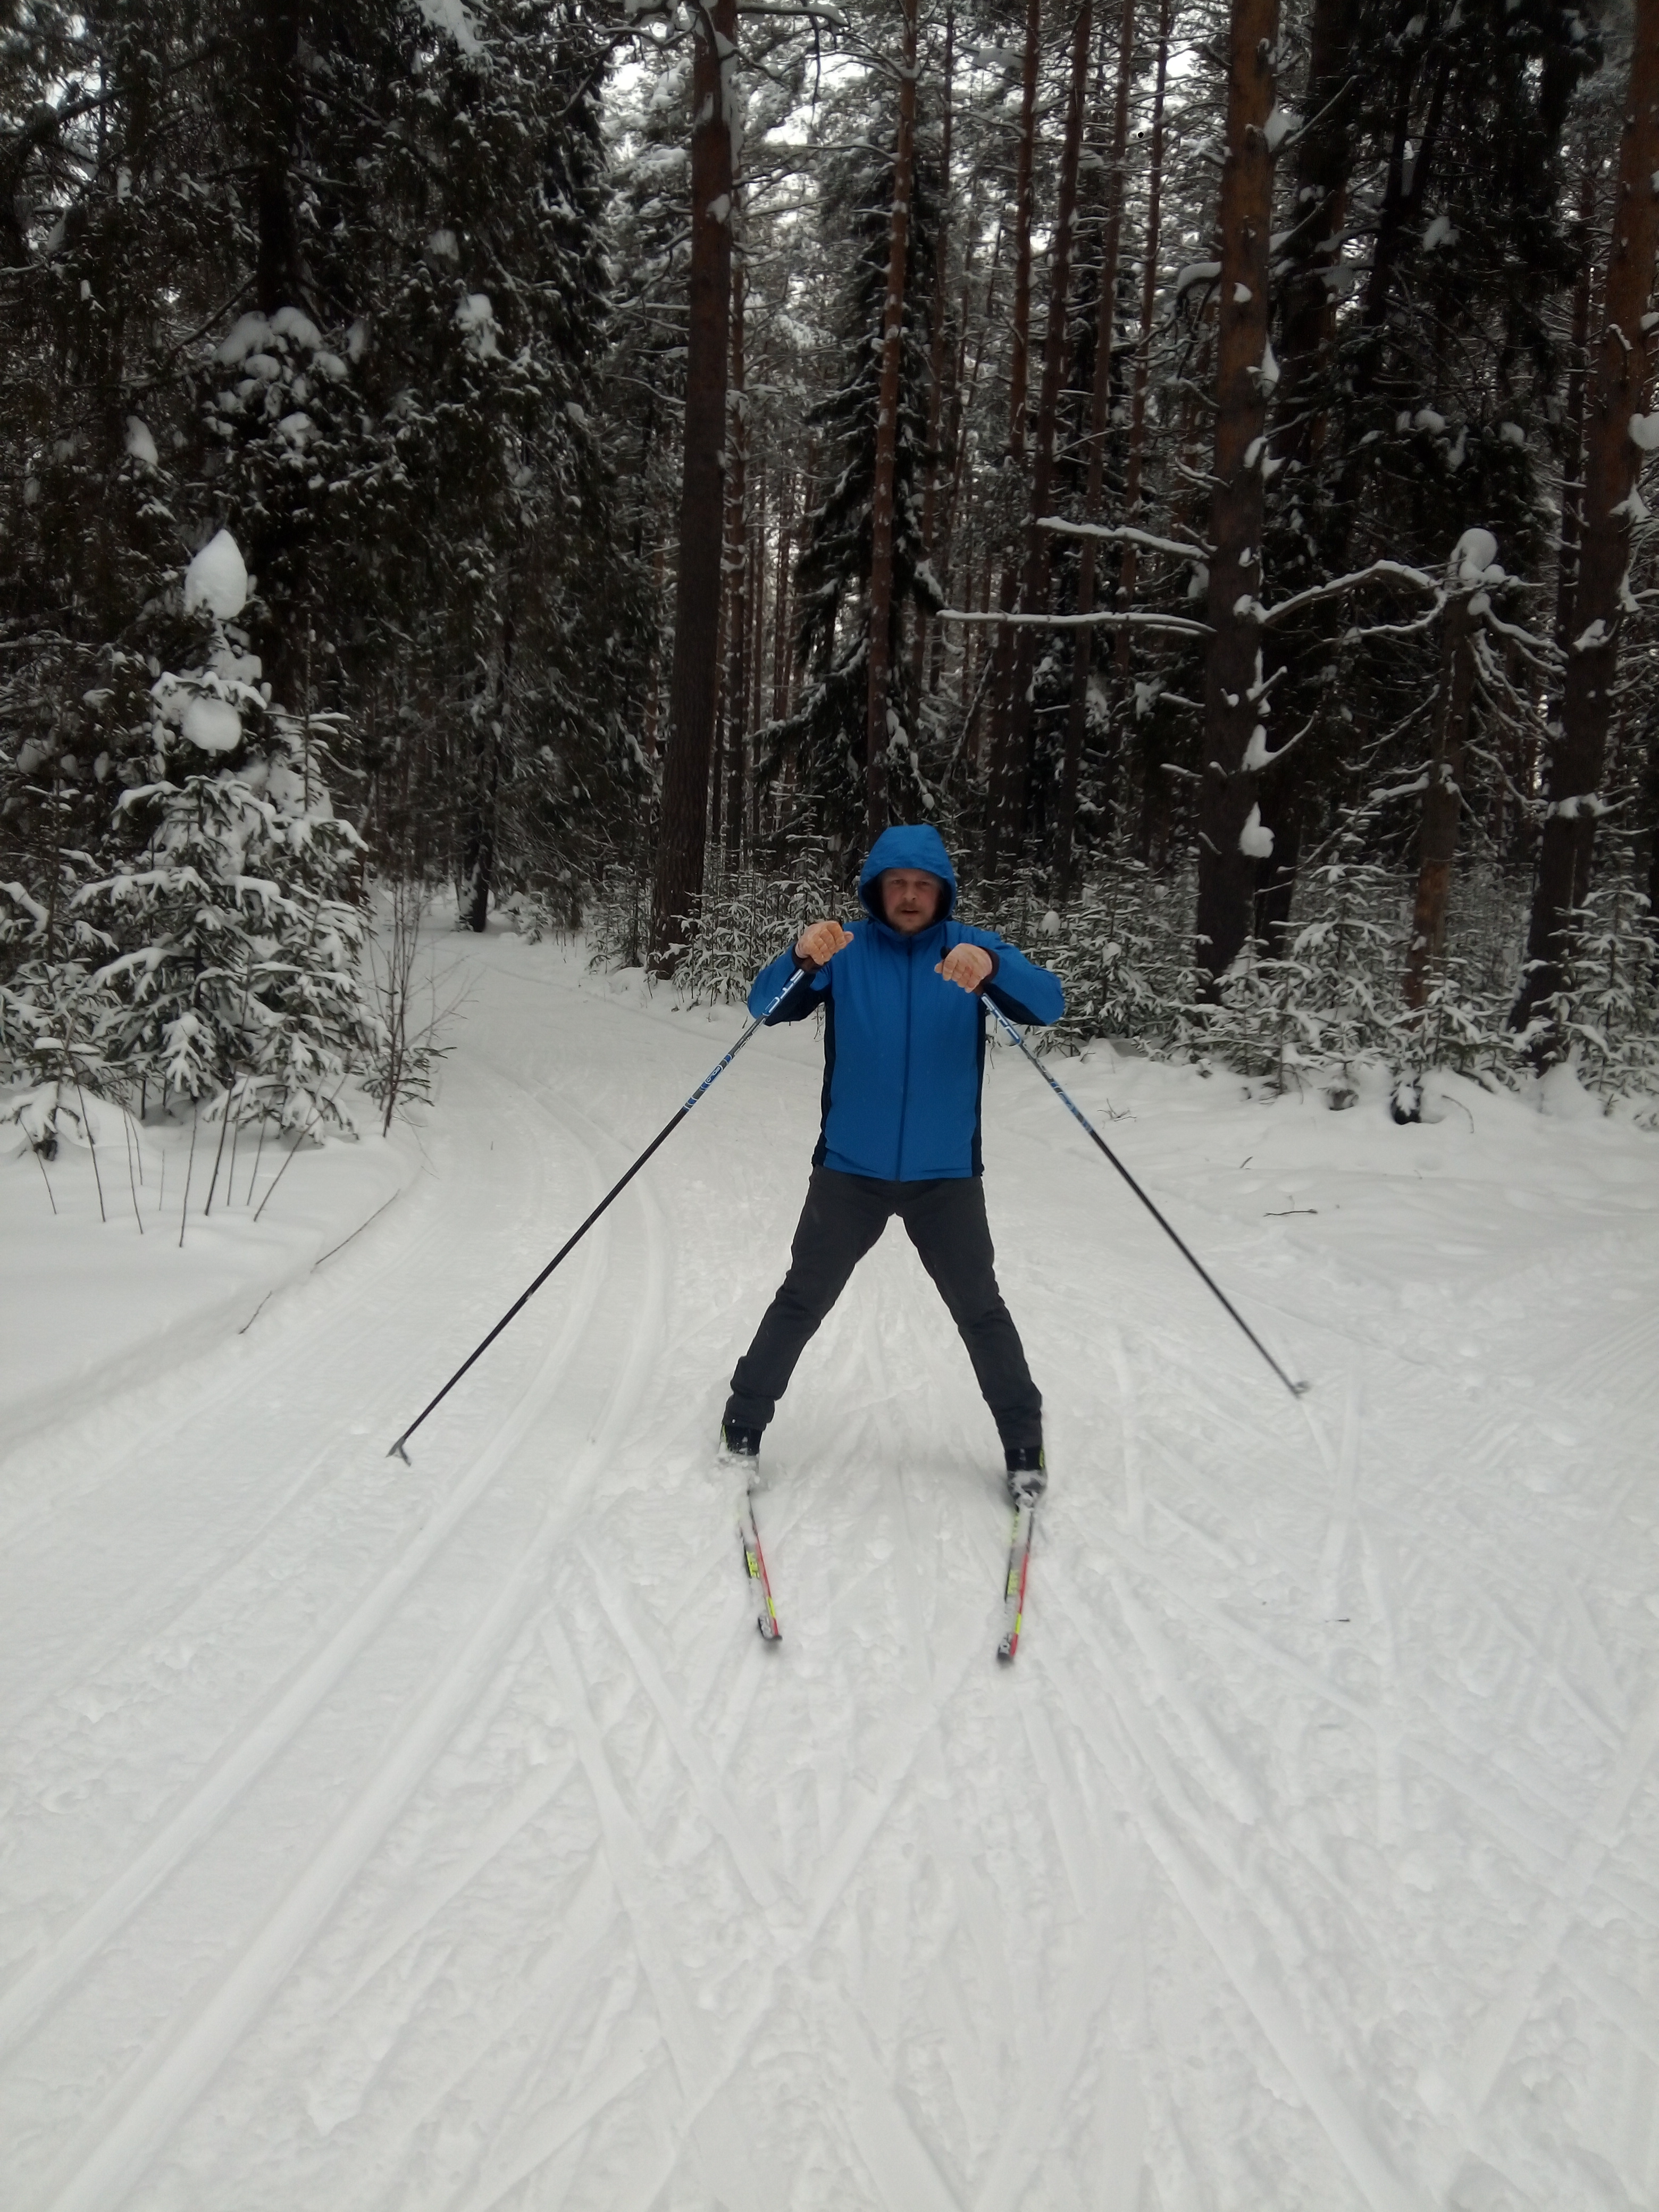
[3,925,1657,2212]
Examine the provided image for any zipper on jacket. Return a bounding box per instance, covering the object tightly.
[894,935,914,1177]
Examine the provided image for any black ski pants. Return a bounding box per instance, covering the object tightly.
[724,1167,1042,1450]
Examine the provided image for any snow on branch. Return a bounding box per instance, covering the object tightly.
[1037,516,1213,562]
[1254,559,1441,629]
[937,607,1211,638]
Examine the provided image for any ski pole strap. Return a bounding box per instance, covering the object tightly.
[388,968,806,1461]
[985,1000,1308,1404]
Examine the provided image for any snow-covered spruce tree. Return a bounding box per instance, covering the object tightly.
[79,533,381,1129]
[1192,853,1402,1099]
[2,0,648,952]
[1253,0,1598,949]
[769,102,942,862]
[1533,866,1659,1113]
[199,0,649,928]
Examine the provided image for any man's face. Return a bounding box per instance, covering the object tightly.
[881,868,943,933]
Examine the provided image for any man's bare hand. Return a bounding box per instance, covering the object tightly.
[935,943,994,993]
[795,918,854,967]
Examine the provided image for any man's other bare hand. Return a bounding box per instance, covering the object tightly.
[935,944,994,993]
[795,919,855,967]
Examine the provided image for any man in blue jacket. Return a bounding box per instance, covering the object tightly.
[721,823,1065,1502]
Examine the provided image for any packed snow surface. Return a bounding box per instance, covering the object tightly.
[3,927,1658,2212]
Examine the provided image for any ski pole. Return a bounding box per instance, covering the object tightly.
[985,1001,1308,1402]
[388,967,808,1462]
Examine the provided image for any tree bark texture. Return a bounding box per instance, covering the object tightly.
[1273,0,1353,479]
[980,0,1043,883]
[1113,0,1173,674]
[253,0,305,314]
[1554,150,1600,655]
[1055,0,1136,902]
[865,0,920,847]
[1403,581,1478,1009]
[1517,0,1659,1029]
[994,0,1094,876]
[650,0,738,969]
[723,254,748,862]
[1194,0,1279,992]
[913,3,955,694]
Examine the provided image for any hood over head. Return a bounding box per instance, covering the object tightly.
[858,822,958,922]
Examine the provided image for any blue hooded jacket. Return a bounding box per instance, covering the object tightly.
[748,823,1065,1180]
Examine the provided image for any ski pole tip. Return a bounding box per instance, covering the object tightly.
[389,1438,412,1464]
[1290,1379,1311,1398]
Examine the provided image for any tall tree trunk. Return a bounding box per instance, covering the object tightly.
[1254,0,1356,948]
[913,4,956,693]
[1554,149,1600,654]
[1273,0,1354,477]
[650,0,738,970]
[1113,0,1173,671]
[749,442,767,745]
[866,0,920,845]
[1516,0,1659,1032]
[1055,0,1137,901]
[981,0,1043,883]
[1194,0,1280,992]
[995,0,1095,877]
[1403,554,1481,1008]
[723,255,748,864]
[773,469,794,722]
[253,0,305,314]
[461,621,513,933]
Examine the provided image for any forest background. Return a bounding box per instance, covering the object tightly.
[6,0,1659,1144]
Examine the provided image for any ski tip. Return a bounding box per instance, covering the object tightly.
[757,1618,782,1644]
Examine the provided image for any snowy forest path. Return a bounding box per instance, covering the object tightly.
[2,933,1658,2211]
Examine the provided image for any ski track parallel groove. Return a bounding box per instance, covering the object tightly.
[1037,1636,1431,2212]
[16,1070,669,2212]
[0,1199,604,2069]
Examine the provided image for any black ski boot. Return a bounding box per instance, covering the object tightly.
[722,1421,764,1461]
[1005,1442,1045,1506]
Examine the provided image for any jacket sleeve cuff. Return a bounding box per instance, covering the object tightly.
[973,948,1000,994]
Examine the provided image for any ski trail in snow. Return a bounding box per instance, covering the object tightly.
[536,1611,766,2212]
[577,1536,785,1911]
[330,1750,580,2011]
[1314,1368,1362,1618]
[32,1472,599,2212]
[969,1850,1145,2212]
[1038,1637,1431,2212]
[1104,1323,1145,1541]
[16,1066,671,2212]
[1463,1680,1659,2114]
[0,1058,558,1737]
[0,1193,606,2066]
[455,2015,663,2212]
[836,1996,964,2212]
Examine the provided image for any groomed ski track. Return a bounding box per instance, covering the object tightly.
[2,928,1657,2212]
